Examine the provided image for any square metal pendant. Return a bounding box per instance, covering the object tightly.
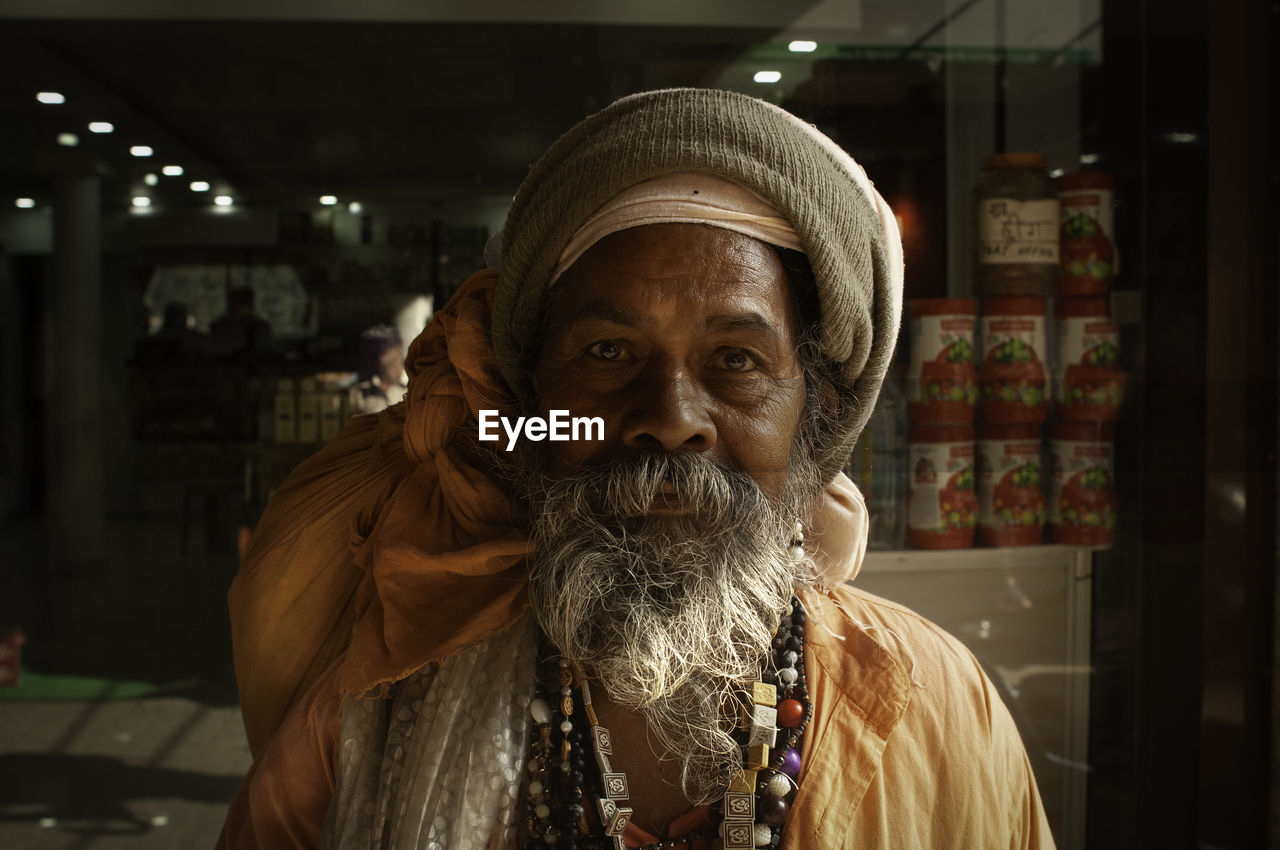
[601,772,630,800]
[751,681,777,707]
[744,743,770,770]
[592,725,614,756]
[722,791,755,822]
[722,821,756,848]
[603,805,633,837]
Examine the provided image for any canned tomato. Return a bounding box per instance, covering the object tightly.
[906,298,978,424]
[1056,171,1116,296]
[1048,421,1116,547]
[1055,296,1124,421]
[908,423,977,549]
[977,422,1045,547]
[980,296,1048,423]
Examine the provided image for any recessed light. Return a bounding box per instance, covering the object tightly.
[130,145,154,157]
[132,196,151,208]
[189,181,210,192]
[1165,131,1198,144]
[788,40,817,53]
[1078,153,1098,165]
[162,165,184,176]
[57,133,79,147]
[88,121,113,134]
[1049,168,1065,179]
[37,91,65,104]
[319,195,337,205]
[214,195,233,206]
[144,173,159,186]
[15,198,36,209]
[348,201,363,214]
[753,70,782,84]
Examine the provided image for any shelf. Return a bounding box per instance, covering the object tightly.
[861,544,1098,575]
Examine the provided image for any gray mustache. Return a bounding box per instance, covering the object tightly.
[546,451,765,521]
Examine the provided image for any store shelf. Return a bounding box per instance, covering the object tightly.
[862,544,1097,576]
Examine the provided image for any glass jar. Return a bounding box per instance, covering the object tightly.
[1056,170,1117,296]
[973,153,1060,297]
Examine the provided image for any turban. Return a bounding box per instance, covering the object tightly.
[489,87,904,482]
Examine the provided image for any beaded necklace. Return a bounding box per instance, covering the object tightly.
[523,595,812,850]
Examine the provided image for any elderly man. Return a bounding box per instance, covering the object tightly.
[219,89,1052,849]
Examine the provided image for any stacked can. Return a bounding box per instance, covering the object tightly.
[906,299,978,548]
[1047,421,1117,546]
[979,297,1050,423]
[1056,171,1116,296]
[1055,296,1125,421]
[976,422,1045,547]
[908,423,978,549]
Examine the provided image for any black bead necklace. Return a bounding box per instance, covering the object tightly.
[523,596,812,850]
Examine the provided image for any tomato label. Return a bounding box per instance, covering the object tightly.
[977,198,1060,265]
[977,439,1046,544]
[907,313,978,421]
[908,440,977,548]
[1055,316,1124,419]
[1048,438,1116,546]
[1059,188,1116,291]
[980,314,1048,421]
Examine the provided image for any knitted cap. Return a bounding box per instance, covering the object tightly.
[491,88,904,482]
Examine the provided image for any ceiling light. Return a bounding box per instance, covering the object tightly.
[131,196,151,208]
[753,70,782,84]
[88,121,113,134]
[162,165,184,176]
[130,145,153,157]
[788,40,818,52]
[37,91,65,104]
[319,195,337,205]
[348,201,363,214]
[144,173,159,186]
[1049,168,1065,179]
[189,180,210,192]
[1165,131,1198,144]
[1078,153,1098,165]
[57,133,79,147]
[15,198,36,209]
[214,195,233,207]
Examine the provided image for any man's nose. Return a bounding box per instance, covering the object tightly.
[619,366,717,453]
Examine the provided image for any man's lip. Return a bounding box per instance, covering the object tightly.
[647,492,690,515]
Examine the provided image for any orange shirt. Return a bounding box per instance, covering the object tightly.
[218,583,1054,849]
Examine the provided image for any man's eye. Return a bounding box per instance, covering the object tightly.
[586,341,629,361]
[717,350,757,372]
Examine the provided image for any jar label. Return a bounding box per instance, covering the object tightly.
[1047,439,1116,533]
[1060,188,1117,284]
[906,314,978,413]
[977,439,1045,532]
[1054,316,1123,411]
[980,314,1048,412]
[908,441,977,534]
[977,198,1060,265]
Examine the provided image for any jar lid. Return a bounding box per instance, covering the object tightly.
[982,153,1047,171]
[982,296,1046,316]
[978,421,1042,441]
[1056,170,1116,191]
[908,297,977,318]
[909,422,976,443]
[1050,420,1115,442]
[1056,296,1110,318]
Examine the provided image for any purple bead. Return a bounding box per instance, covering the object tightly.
[782,747,802,777]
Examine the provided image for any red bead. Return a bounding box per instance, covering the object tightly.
[777,698,804,728]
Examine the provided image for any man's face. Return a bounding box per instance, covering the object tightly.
[532,223,808,501]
